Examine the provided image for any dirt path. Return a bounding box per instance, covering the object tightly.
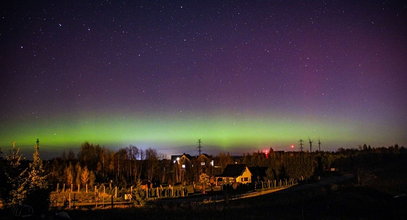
[203,174,354,204]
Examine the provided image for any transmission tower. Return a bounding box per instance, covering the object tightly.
[309,138,313,152]
[36,138,40,150]
[318,139,321,151]
[299,139,304,152]
[197,139,202,155]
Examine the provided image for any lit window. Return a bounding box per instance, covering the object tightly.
[201,162,205,166]
[182,164,186,169]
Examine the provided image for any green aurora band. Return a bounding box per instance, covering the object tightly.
[0,112,398,152]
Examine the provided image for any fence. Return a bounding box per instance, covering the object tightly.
[50,178,297,208]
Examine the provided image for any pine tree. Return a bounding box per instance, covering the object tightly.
[25,139,50,214]
[89,171,96,187]
[65,163,74,186]
[27,139,47,190]
[5,142,29,206]
[75,163,82,187]
[81,166,89,186]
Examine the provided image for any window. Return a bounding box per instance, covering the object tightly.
[201,162,205,166]
[244,177,248,182]
[181,164,186,169]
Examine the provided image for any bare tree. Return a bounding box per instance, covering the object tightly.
[145,148,158,182]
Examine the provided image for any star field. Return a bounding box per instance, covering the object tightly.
[0,0,406,155]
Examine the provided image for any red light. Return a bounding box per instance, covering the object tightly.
[262,149,269,158]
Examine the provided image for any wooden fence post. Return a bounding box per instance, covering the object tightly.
[68,193,71,208]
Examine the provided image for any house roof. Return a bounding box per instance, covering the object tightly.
[220,164,248,177]
[199,153,211,158]
[171,153,192,161]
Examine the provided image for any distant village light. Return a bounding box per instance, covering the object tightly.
[176,157,180,161]
[210,160,214,166]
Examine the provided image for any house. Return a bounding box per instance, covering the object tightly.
[171,153,192,166]
[194,153,214,177]
[195,153,212,167]
[171,153,193,184]
[216,164,252,185]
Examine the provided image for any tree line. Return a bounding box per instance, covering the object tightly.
[1,140,405,212]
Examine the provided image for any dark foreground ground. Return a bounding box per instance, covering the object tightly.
[60,184,405,220]
[1,179,406,220]
[2,153,407,220]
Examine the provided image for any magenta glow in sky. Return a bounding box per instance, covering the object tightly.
[0,0,406,153]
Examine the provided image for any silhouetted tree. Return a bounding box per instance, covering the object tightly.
[65,162,74,186]
[25,139,50,214]
[145,148,159,182]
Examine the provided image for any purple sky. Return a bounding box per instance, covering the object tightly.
[1,0,406,156]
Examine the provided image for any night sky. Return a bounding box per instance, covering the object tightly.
[1,0,406,156]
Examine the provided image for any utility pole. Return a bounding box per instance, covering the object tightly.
[309,138,313,152]
[102,147,105,178]
[299,139,304,152]
[197,139,202,155]
[318,139,321,152]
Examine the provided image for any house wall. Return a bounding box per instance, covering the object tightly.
[236,167,252,184]
[216,166,252,185]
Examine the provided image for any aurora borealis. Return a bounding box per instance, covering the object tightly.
[1,1,406,156]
